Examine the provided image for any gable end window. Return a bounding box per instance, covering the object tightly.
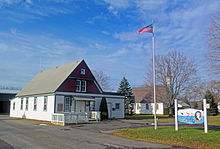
[80,68,86,75]
[43,96,48,111]
[76,80,87,92]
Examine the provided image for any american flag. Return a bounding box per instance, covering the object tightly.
[137,24,153,34]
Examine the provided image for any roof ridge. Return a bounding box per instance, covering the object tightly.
[40,59,83,73]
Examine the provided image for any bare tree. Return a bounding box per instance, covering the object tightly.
[206,9,220,78]
[92,70,112,92]
[183,80,220,104]
[183,81,206,101]
[209,80,220,103]
[146,51,198,116]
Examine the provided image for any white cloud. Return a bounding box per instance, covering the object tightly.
[89,42,106,50]
[0,0,21,5]
[135,0,168,11]
[0,0,72,22]
[99,0,134,16]
[109,48,127,57]
[103,0,132,8]
[114,31,139,41]
[10,28,17,34]
[25,0,32,4]
[101,30,110,35]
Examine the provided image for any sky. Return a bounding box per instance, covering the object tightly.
[0,0,219,91]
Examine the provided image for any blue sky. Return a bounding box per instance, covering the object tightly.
[0,0,219,91]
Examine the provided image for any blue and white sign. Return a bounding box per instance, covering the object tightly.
[178,108,204,124]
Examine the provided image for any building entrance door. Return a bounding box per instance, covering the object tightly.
[107,102,112,118]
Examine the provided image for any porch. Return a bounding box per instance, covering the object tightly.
[51,111,101,126]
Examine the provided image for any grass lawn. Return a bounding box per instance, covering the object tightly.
[112,126,220,149]
[125,114,220,126]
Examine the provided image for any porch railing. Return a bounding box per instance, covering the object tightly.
[51,112,89,126]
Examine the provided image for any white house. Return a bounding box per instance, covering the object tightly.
[132,86,166,115]
[10,59,124,125]
[132,86,190,115]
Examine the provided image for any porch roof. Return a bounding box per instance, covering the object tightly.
[74,97,95,101]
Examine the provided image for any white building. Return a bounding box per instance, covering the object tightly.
[10,60,124,124]
[132,86,190,115]
[132,86,166,115]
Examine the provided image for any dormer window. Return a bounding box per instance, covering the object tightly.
[81,68,86,75]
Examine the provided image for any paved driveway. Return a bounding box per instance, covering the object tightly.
[0,115,184,149]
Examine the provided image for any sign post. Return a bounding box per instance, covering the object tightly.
[174,99,178,131]
[203,99,208,133]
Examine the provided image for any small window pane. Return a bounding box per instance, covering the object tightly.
[34,97,37,111]
[64,97,71,112]
[20,98,23,110]
[115,103,120,110]
[81,68,86,75]
[81,80,86,92]
[137,104,140,109]
[156,103,159,110]
[90,101,95,111]
[43,96,48,111]
[146,103,149,110]
[25,98,28,111]
[13,102,15,110]
[57,104,63,112]
[76,80,81,92]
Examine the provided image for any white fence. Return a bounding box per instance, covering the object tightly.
[52,112,89,126]
[51,111,101,126]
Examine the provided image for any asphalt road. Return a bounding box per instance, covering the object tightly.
[0,115,186,149]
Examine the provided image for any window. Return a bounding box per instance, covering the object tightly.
[43,96,48,111]
[76,80,81,92]
[90,101,95,111]
[57,104,63,112]
[81,80,86,92]
[13,102,15,110]
[25,98,29,111]
[137,104,140,109]
[115,103,120,110]
[146,103,149,110]
[76,80,87,92]
[64,97,71,112]
[33,97,37,111]
[20,98,23,110]
[156,103,159,110]
[81,68,86,75]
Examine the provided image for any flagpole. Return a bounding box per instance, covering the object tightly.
[152,20,157,130]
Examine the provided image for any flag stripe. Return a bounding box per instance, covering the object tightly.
[137,24,153,34]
